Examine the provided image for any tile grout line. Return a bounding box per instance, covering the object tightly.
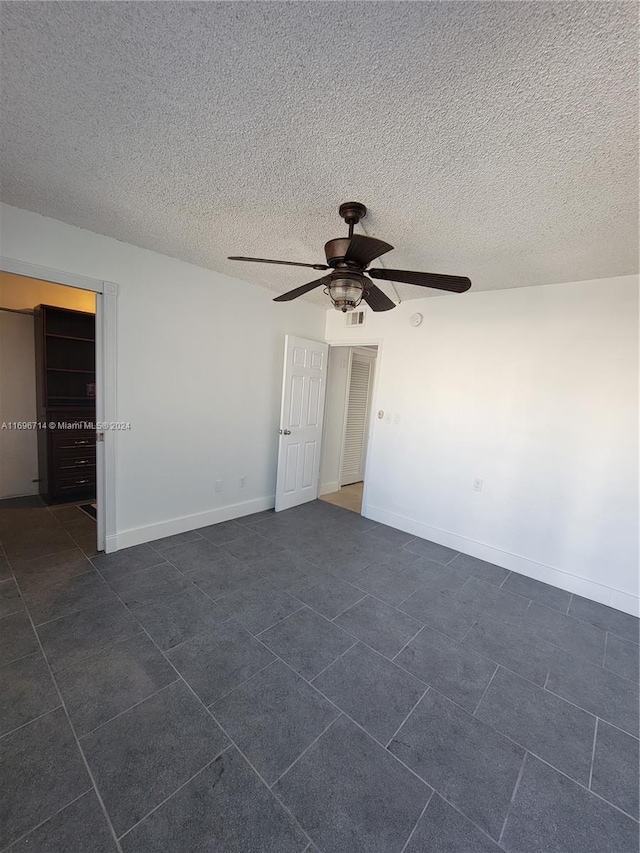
[309,640,360,682]
[4,553,126,853]
[0,788,92,853]
[588,717,599,790]
[254,595,429,675]
[147,531,205,554]
[268,713,343,790]
[0,703,63,743]
[385,686,431,749]
[116,745,235,842]
[456,616,483,646]
[3,540,79,564]
[507,743,639,822]
[398,789,434,853]
[24,578,127,629]
[391,623,427,662]
[14,567,96,604]
[45,628,147,677]
[192,704,315,850]
[90,558,174,586]
[238,603,308,638]
[254,647,441,789]
[88,562,315,848]
[150,614,232,656]
[275,649,439,791]
[77,677,182,740]
[207,657,281,709]
[471,663,500,716]
[497,751,528,847]
[328,592,368,620]
[542,684,639,739]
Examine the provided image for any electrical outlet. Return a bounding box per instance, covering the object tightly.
[394,413,401,425]
[473,477,483,492]
[239,475,246,488]
[215,479,223,493]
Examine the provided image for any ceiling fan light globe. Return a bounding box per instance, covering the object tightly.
[328,276,364,312]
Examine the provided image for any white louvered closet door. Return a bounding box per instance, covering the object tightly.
[340,353,374,486]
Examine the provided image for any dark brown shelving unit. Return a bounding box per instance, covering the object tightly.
[34,305,96,504]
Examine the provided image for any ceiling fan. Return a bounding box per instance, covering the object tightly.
[229,202,471,312]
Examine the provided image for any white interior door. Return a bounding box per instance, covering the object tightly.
[340,349,376,486]
[275,335,329,511]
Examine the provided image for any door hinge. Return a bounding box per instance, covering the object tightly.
[96,432,105,442]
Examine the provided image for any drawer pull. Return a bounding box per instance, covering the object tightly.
[76,479,89,485]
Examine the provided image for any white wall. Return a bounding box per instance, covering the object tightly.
[320,346,350,494]
[0,203,325,544]
[326,276,639,616]
[0,273,96,499]
[0,311,38,498]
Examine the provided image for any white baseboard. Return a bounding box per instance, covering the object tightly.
[364,504,640,618]
[319,481,340,496]
[104,495,276,553]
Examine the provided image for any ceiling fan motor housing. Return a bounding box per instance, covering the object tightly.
[324,237,355,267]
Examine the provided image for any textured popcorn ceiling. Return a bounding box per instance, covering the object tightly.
[0,2,637,305]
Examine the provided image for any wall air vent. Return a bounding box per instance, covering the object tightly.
[345,310,365,327]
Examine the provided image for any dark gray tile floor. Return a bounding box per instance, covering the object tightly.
[0,495,638,852]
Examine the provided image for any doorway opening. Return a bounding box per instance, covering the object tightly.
[0,271,99,554]
[319,345,378,515]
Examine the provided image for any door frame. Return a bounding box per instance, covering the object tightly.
[339,346,377,487]
[324,337,384,516]
[0,256,118,552]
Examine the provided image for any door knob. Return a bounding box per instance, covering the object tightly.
[279,429,292,435]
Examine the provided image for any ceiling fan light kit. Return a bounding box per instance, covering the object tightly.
[324,270,365,312]
[228,202,472,311]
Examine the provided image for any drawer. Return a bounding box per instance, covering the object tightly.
[53,455,96,476]
[55,472,96,492]
[51,432,96,452]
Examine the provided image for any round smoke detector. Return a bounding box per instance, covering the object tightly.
[409,312,423,327]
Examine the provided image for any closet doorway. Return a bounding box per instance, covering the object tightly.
[0,257,118,553]
[0,272,100,554]
[319,345,377,514]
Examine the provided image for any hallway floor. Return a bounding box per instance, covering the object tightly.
[1,497,638,852]
[319,482,364,514]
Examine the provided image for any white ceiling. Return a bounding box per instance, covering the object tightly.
[0,2,637,305]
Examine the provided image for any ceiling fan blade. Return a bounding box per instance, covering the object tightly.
[228,256,329,271]
[368,268,471,293]
[343,235,393,267]
[362,282,396,312]
[273,276,331,302]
